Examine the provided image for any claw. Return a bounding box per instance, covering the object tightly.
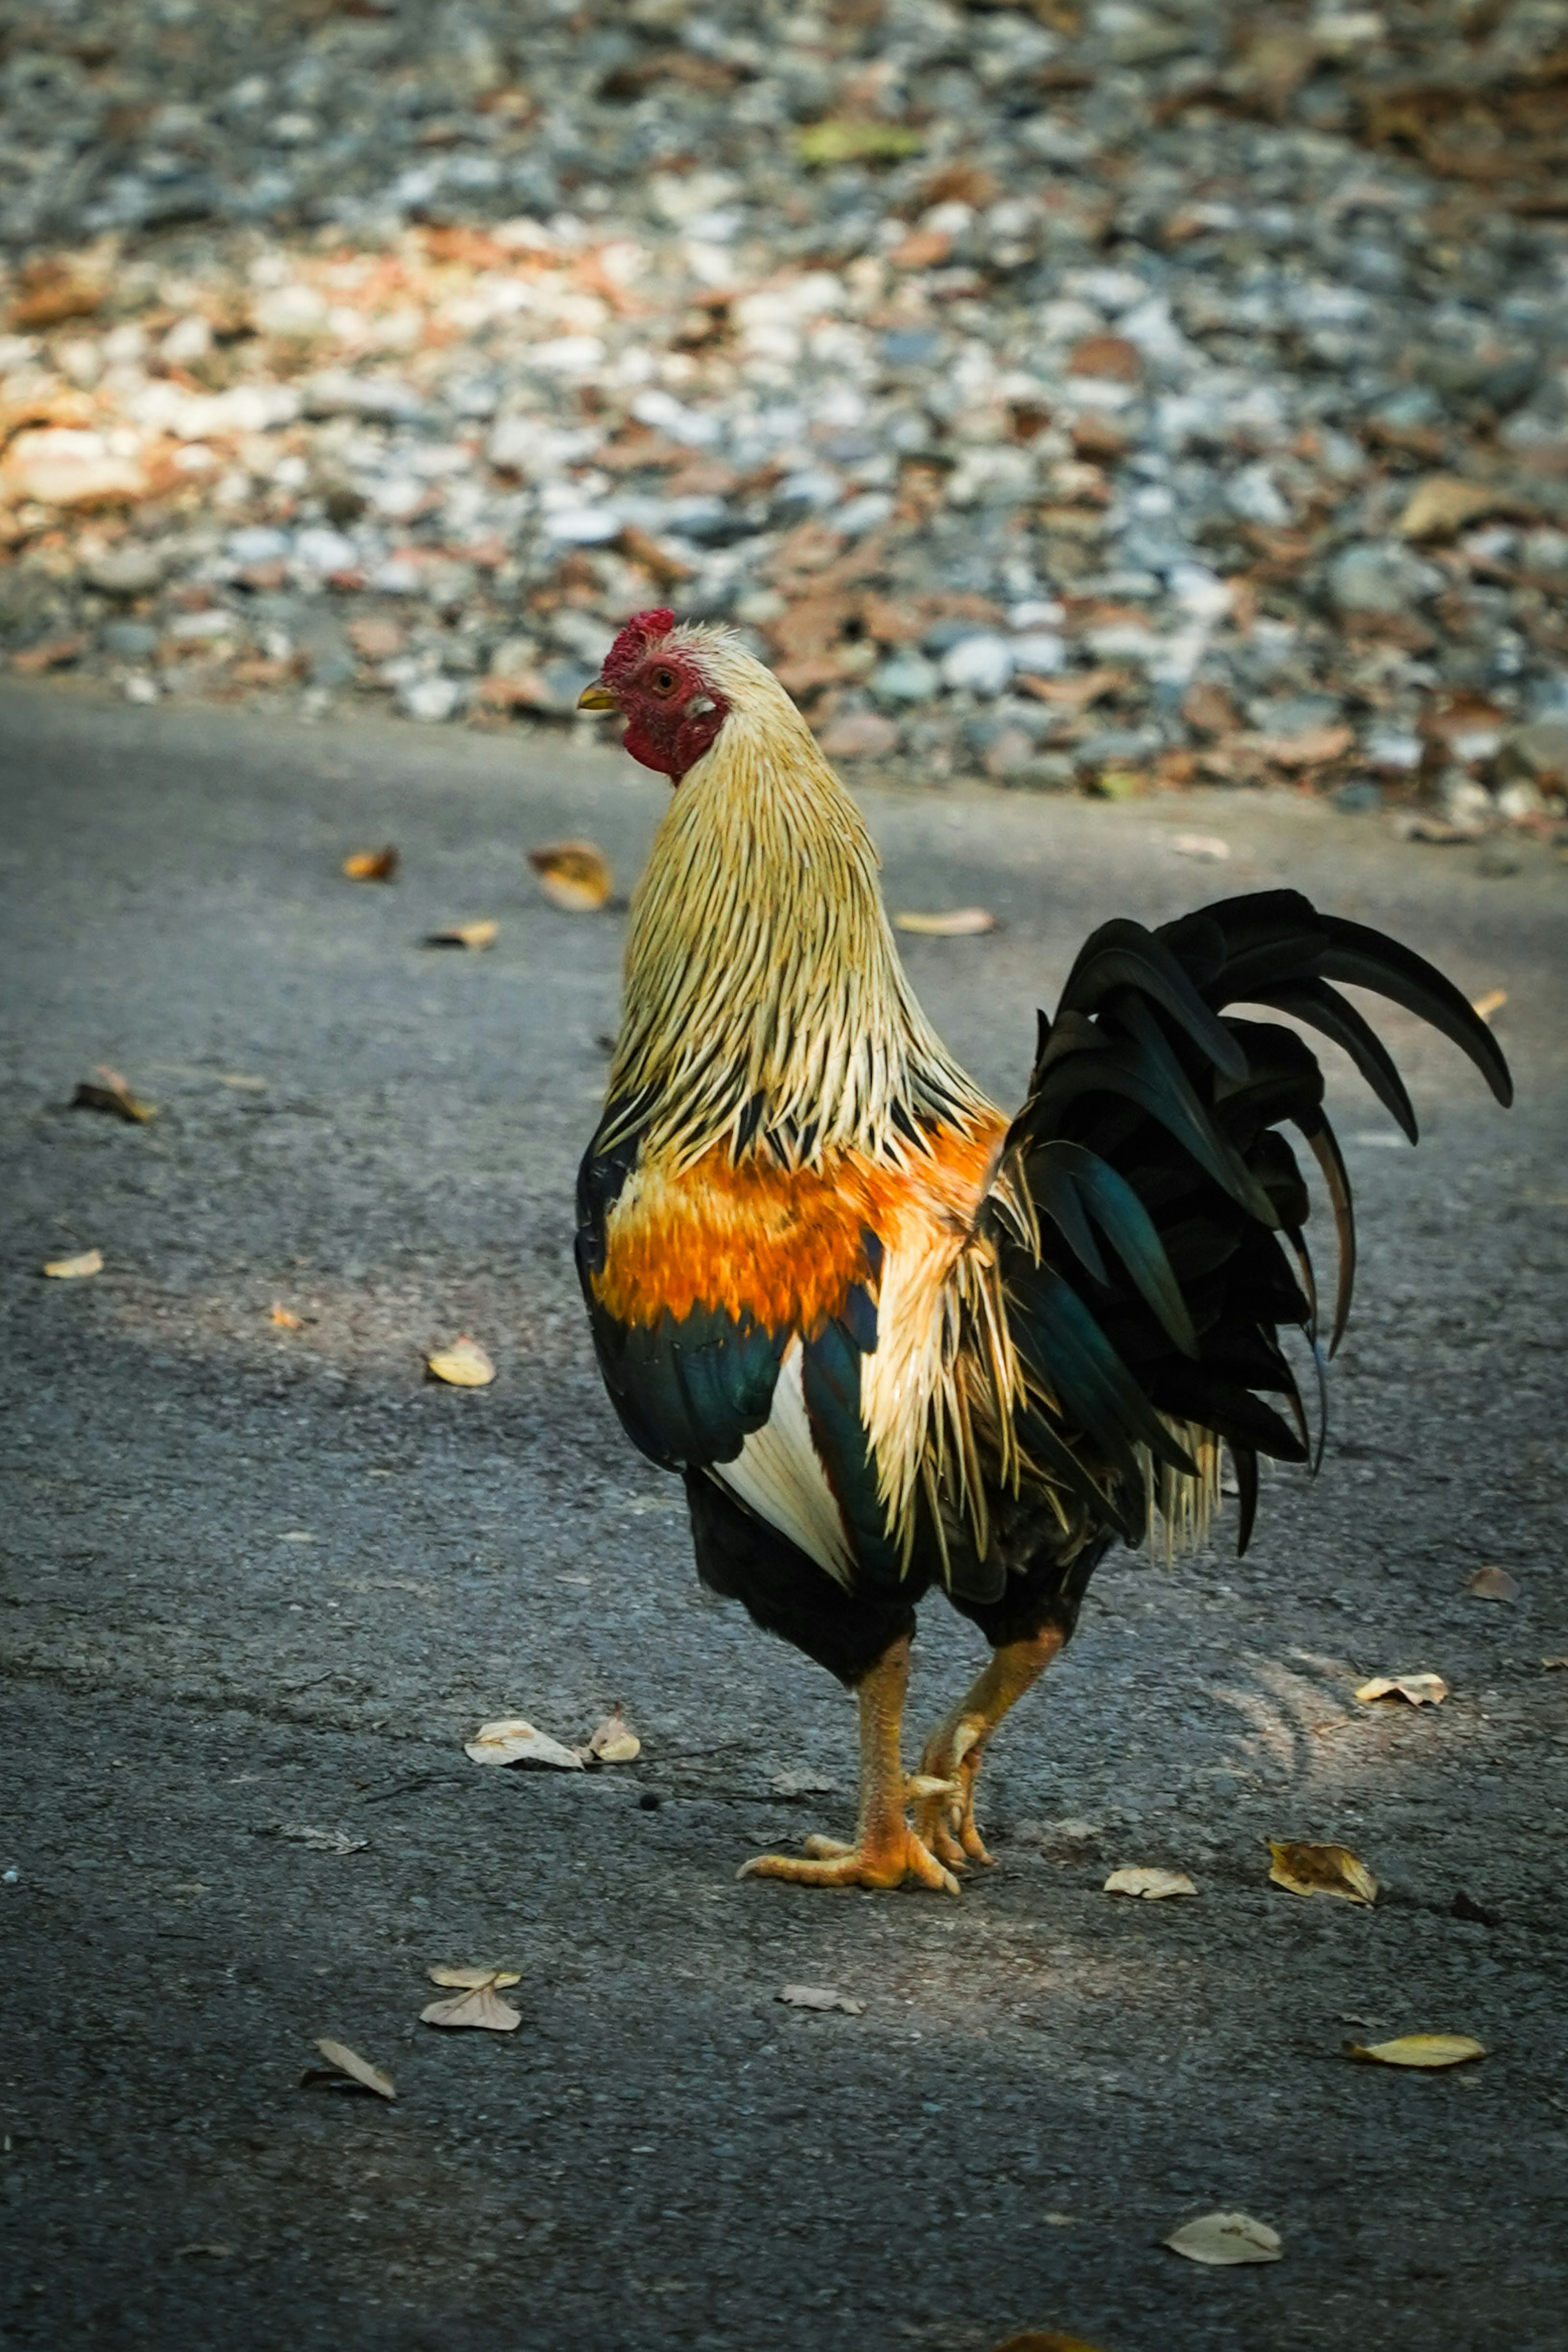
[739,1822,960,1894]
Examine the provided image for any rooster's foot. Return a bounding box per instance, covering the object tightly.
[738,1820,959,1895]
[912,1719,993,1869]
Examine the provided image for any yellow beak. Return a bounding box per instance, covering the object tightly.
[577,681,619,711]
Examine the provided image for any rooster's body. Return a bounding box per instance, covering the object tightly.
[575,611,1511,1891]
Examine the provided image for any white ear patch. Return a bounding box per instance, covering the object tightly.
[712,1342,855,1587]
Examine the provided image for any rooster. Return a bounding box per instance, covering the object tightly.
[575,609,1511,1893]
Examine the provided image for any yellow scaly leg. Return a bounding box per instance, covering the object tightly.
[738,1635,960,1894]
[912,1624,1066,1868]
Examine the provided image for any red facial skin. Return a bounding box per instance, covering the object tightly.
[598,609,730,783]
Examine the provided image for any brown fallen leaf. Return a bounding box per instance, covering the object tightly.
[1345,2033,1486,2070]
[426,1335,496,1387]
[8,257,105,329]
[421,1966,522,2032]
[270,1303,303,1329]
[1103,1866,1197,1900]
[1013,666,1124,709]
[13,633,88,675]
[892,906,997,937]
[303,2038,395,2100]
[1354,1673,1448,1707]
[342,846,399,882]
[1399,477,1523,542]
[1467,1564,1519,1604]
[990,2334,1114,2352]
[464,1717,586,1770]
[1471,989,1507,1024]
[42,1247,102,1279]
[528,840,613,911]
[72,1065,157,1124]
[1248,724,1355,769]
[777,1984,866,2015]
[587,1704,641,1764]
[1267,1840,1377,1904]
[1164,2212,1281,2267]
[423,920,497,950]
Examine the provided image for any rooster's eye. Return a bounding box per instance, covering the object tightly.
[649,666,677,697]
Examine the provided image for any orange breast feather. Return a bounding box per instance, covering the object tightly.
[594,1118,1007,1339]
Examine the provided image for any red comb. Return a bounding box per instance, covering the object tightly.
[602,608,675,683]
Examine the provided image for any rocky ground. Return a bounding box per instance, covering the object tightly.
[0,0,1567,828]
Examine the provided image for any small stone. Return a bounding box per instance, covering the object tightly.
[870,651,940,707]
[1498,717,1568,786]
[102,621,159,660]
[400,675,467,723]
[940,635,1014,698]
[82,545,166,597]
[818,711,899,761]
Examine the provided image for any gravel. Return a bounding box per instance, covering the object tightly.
[0,0,1566,831]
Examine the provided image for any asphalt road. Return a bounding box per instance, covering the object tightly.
[2,681,1566,2352]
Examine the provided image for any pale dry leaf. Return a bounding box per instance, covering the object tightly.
[587,1704,641,1764]
[420,1981,522,2032]
[426,1335,496,1387]
[1345,2033,1485,2070]
[1164,2211,1282,2267]
[1543,1655,1568,1671]
[1354,1673,1448,1706]
[1471,988,1507,1024]
[1467,1564,1519,1604]
[771,1771,838,1796]
[43,1247,102,1279]
[464,1717,586,1771]
[777,1984,866,2015]
[1170,833,1231,862]
[424,920,497,950]
[1103,1866,1198,1899]
[307,2039,395,2100]
[1267,1840,1378,1904]
[892,906,997,937]
[270,1303,303,1329]
[342,846,399,882]
[220,1072,267,1092]
[428,1965,522,1990]
[1399,476,1514,541]
[72,1065,157,1123]
[527,840,613,912]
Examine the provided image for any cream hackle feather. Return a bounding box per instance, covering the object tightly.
[603,624,995,1172]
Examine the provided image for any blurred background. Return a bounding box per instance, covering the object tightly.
[1,0,1566,822]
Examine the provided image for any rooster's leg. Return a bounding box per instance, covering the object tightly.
[913,1624,1066,1868]
[738,1635,960,1894]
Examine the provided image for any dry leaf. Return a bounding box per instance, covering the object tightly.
[1471,989,1507,1024]
[220,1073,267,1092]
[421,1966,522,2032]
[464,1717,586,1770]
[1267,1840,1378,1904]
[72,1065,157,1123]
[270,1303,303,1329]
[1355,1673,1448,1707]
[1165,2212,1282,2267]
[892,906,997,936]
[424,920,497,950]
[1399,477,1516,541]
[1170,833,1231,862]
[989,2334,1112,2352]
[527,841,613,911]
[342,846,399,882]
[43,1247,102,1279]
[1543,1655,1568,1671]
[1467,1564,1519,1604]
[305,2039,395,2100]
[428,1965,522,1990]
[1103,1866,1197,1900]
[426,1335,496,1387]
[777,1984,866,2015]
[587,1704,641,1764]
[1345,2033,1485,2070]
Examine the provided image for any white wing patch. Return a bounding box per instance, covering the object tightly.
[711,1341,855,1587]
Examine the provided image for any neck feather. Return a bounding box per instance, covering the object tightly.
[605,650,993,1171]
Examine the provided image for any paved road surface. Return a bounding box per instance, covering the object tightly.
[2,682,1565,2352]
